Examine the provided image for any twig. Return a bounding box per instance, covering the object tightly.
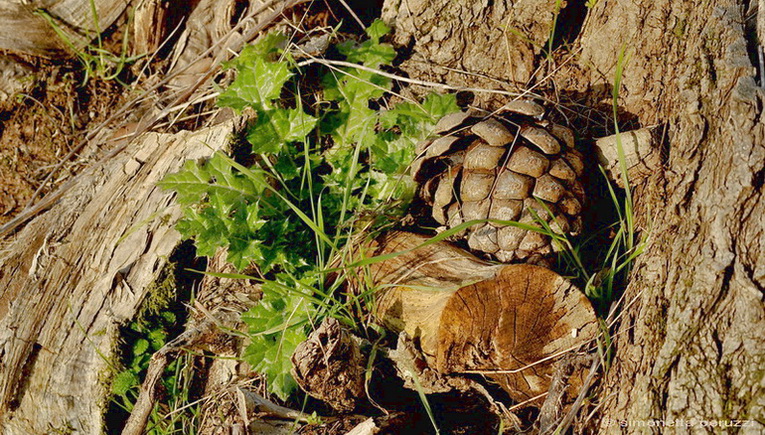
[121,313,222,435]
[237,388,316,422]
[507,392,548,412]
[295,58,527,98]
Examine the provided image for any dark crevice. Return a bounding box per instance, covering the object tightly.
[550,0,588,51]
[652,374,671,424]
[8,343,42,412]
[330,0,385,33]
[655,123,672,168]
[158,0,203,59]
[720,261,735,298]
[742,1,763,85]
[752,167,765,190]
[231,0,250,26]
[711,329,724,364]
[391,36,416,68]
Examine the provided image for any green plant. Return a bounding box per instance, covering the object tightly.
[111,314,199,434]
[159,21,459,401]
[585,0,599,8]
[546,0,565,60]
[36,0,143,85]
[512,43,647,316]
[108,262,199,435]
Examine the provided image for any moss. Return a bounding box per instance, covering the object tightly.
[133,259,178,328]
[47,422,75,434]
[672,17,687,39]
[101,241,204,433]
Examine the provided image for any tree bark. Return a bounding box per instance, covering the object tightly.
[383,0,765,432]
[578,2,765,430]
[381,0,561,108]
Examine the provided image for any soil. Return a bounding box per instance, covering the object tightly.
[0,59,133,225]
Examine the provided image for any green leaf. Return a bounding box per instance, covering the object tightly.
[218,57,292,111]
[112,370,139,397]
[158,160,213,205]
[336,39,396,67]
[365,19,391,42]
[226,33,288,68]
[160,311,176,324]
[246,108,317,154]
[420,92,461,120]
[382,93,460,138]
[241,291,308,401]
[133,338,149,356]
[148,328,167,350]
[227,237,262,271]
[160,152,271,270]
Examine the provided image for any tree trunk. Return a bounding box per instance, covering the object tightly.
[383,0,765,432]
[578,2,765,430]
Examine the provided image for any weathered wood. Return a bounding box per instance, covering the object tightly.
[0,121,234,434]
[132,0,168,55]
[0,0,129,56]
[370,232,598,402]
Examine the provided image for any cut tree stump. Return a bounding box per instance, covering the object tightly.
[0,120,234,434]
[369,232,599,402]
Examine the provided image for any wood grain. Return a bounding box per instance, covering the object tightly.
[370,232,597,401]
[0,121,233,434]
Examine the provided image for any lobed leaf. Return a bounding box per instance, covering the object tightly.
[218,57,292,111]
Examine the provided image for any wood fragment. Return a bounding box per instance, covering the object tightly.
[369,232,598,402]
[345,418,379,435]
[594,128,661,188]
[291,318,367,412]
